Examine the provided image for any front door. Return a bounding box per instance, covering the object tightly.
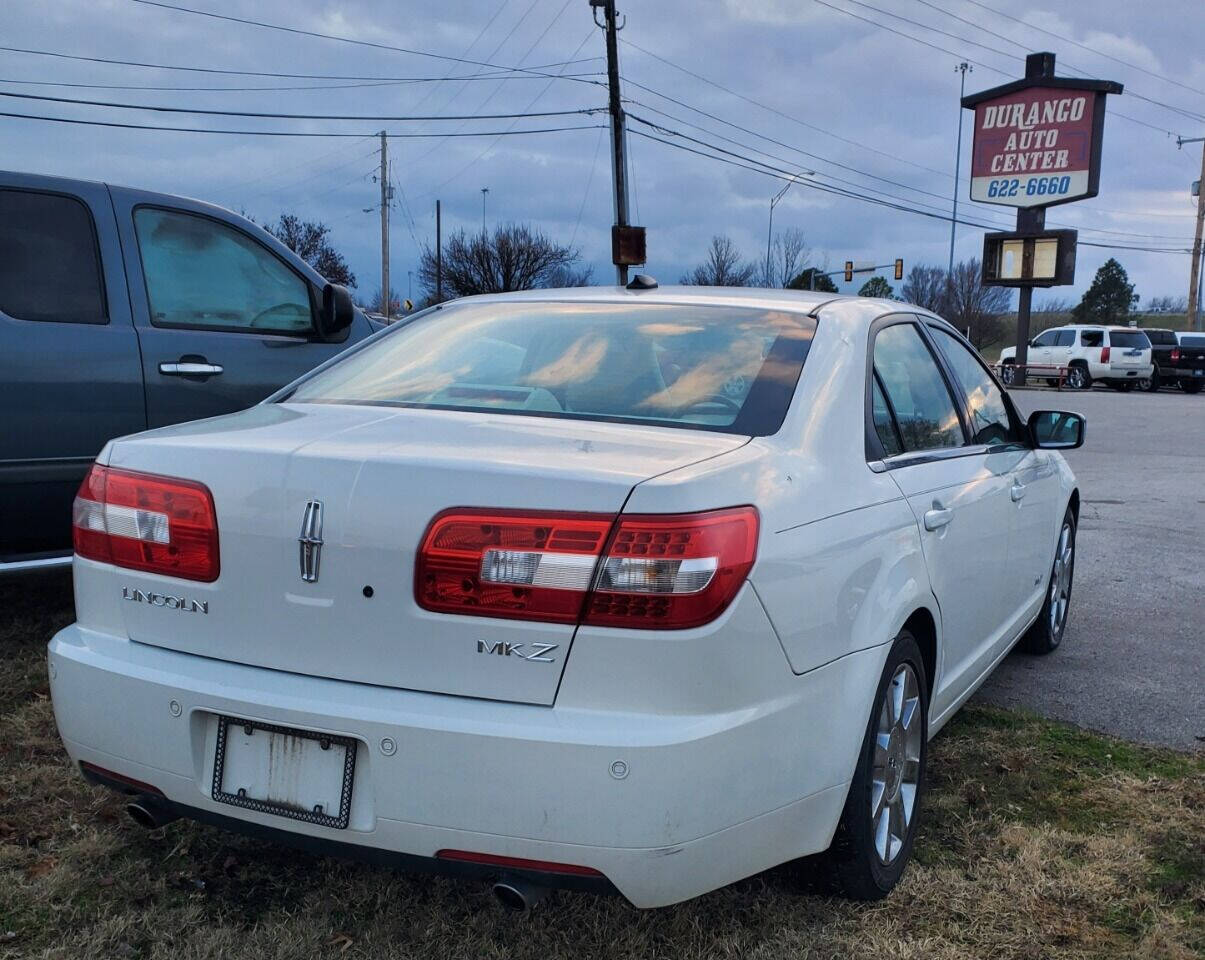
[112,195,355,428]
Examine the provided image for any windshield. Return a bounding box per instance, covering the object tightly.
[287,300,816,435]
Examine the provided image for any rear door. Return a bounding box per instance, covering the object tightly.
[869,317,1018,718]
[110,190,367,428]
[0,178,145,558]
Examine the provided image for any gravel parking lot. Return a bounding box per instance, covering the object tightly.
[976,387,1205,751]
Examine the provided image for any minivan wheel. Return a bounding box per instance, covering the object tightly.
[1021,508,1076,655]
[824,631,928,900]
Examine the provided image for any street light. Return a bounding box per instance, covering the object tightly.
[765,171,814,286]
[481,187,489,235]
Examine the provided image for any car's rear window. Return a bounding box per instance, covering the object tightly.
[1180,335,1205,348]
[287,300,817,436]
[1109,331,1150,349]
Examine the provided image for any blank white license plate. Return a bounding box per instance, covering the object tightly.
[212,717,356,829]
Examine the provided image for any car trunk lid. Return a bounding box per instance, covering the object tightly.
[108,403,747,705]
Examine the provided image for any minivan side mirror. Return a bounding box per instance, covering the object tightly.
[317,283,355,341]
[1028,410,1085,450]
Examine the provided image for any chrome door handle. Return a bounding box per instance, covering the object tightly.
[923,506,953,531]
[1011,482,1027,502]
[159,361,224,376]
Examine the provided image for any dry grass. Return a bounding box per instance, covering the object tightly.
[2,570,1201,960]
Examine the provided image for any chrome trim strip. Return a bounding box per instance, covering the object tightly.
[0,555,72,575]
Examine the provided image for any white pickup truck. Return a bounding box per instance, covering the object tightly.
[999,324,1153,390]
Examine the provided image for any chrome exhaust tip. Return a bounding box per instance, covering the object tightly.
[126,798,178,830]
[492,877,549,913]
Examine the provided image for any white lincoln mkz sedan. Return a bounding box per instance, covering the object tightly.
[50,285,1084,909]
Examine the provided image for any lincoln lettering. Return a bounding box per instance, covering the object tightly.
[121,587,208,614]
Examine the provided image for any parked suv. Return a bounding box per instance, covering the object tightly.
[999,325,1153,390]
[0,171,377,572]
[1173,331,1205,394]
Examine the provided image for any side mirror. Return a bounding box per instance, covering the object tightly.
[1028,339,1038,348]
[1028,410,1085,450]
[317,283,355,341]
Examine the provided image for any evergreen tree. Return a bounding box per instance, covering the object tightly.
[1072,258,1138,324]
[858,275,895,299]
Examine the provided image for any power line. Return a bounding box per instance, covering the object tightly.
[0,44,601,82]
[0,89,600,122]
[955,0,1205,99]
[0,109,606,138]
[128,0,604,87]
[0,74,601,94]
[808,0,1186,138]
[627,126,1194,255]
[570,125,607,250]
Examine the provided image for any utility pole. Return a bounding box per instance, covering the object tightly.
[378,130,391,318]
[595,0,631,285]
[949,63,972,276]
[481,187,489,235]
[435,199,442,303]
[1179,136,1205,331]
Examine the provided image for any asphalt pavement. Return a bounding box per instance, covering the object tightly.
[973,385,1205,750]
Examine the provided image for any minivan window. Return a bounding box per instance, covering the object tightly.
[1109,331,1150,349]
[134,207,313,334]
[929,327,1022,447]
[288,301,816,436]
[871,323,964,453]
[0,189,107,324]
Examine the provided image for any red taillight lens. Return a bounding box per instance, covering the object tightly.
[415,506,758,630]
[416,509,614,623]
[1171,347,1181,363]
[435,849,603,877]
[1100,345,1111,362]
[585,507,759,629]
[72,464,219,582]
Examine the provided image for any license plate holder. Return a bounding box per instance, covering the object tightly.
[211,716,357,830]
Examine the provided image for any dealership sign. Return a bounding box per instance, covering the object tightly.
[963,66,1122,210]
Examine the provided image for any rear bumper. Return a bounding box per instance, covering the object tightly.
[49,623,881,908]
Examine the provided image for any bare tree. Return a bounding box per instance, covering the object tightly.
[901,264,949,314]
[1144,294,1187,314]
[1034,295,1073,314]
[680,235,759,286]
[945,259,1013,349]
[759,227,810,288]
[262,213,356,287]
[418,224,584,300]
[357,288,401,316]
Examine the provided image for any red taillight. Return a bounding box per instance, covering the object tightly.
[1171,347,1181,363]
[72,464,219,582]
[415,506,758,630]
[435,849,603,877]
[585,508,759,629]
[1100,345,1111,363]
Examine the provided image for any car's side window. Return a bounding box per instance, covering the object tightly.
[0,189,107,324]
[872,322,965,454]
[1079,329,1103,347]
[929,327,1024,447]
[134,207,313,335]
[1054,330,1075,346]
[1033,329,1058,347]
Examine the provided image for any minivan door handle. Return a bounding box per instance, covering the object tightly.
[159,360,224,377]
[923,505,953,531]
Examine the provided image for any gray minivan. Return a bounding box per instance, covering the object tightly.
[1,171,376,571]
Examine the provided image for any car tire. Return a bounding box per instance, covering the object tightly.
[1020,507,1076,655]
[1000,360,1016,385]
[1138,370,1160,392]
[1066,363,1091,390]
[824,630,928,900]
[1182,380,1203,395]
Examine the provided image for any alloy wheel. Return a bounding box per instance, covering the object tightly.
[1048,522,1074,636]
[870,663,923,865]
[1067,367,1086,389]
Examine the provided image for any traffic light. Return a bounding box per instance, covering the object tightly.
[844,260,853,283]
[894,258,904,281]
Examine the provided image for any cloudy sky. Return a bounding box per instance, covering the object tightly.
[4,0,1202,306]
